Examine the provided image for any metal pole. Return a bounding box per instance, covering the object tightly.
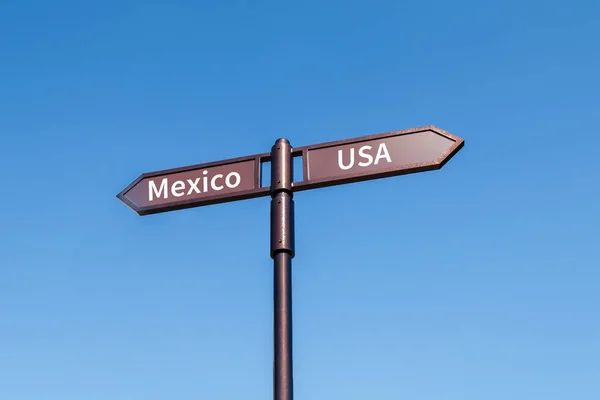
[270,138,295,400]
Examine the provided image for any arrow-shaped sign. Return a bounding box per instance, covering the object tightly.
[117,154,270,215]
[293,125,464,192]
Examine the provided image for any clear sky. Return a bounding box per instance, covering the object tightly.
[1,1,599,399]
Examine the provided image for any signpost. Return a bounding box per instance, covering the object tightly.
[117,125,464,400]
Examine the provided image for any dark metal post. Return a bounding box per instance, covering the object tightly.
[270,138,295,400]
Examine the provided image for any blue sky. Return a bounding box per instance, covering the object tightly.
[1,1,599,399]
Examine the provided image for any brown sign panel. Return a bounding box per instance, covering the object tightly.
[117,154,270,215]
[293,126,464,192]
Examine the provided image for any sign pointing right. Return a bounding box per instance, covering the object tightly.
[293,125,464,192]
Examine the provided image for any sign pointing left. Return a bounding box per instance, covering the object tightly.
[117,154,270,215]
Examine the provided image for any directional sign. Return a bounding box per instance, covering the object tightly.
[292,126,463,192]
[117,126,464,215]
[117,154,270,215]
